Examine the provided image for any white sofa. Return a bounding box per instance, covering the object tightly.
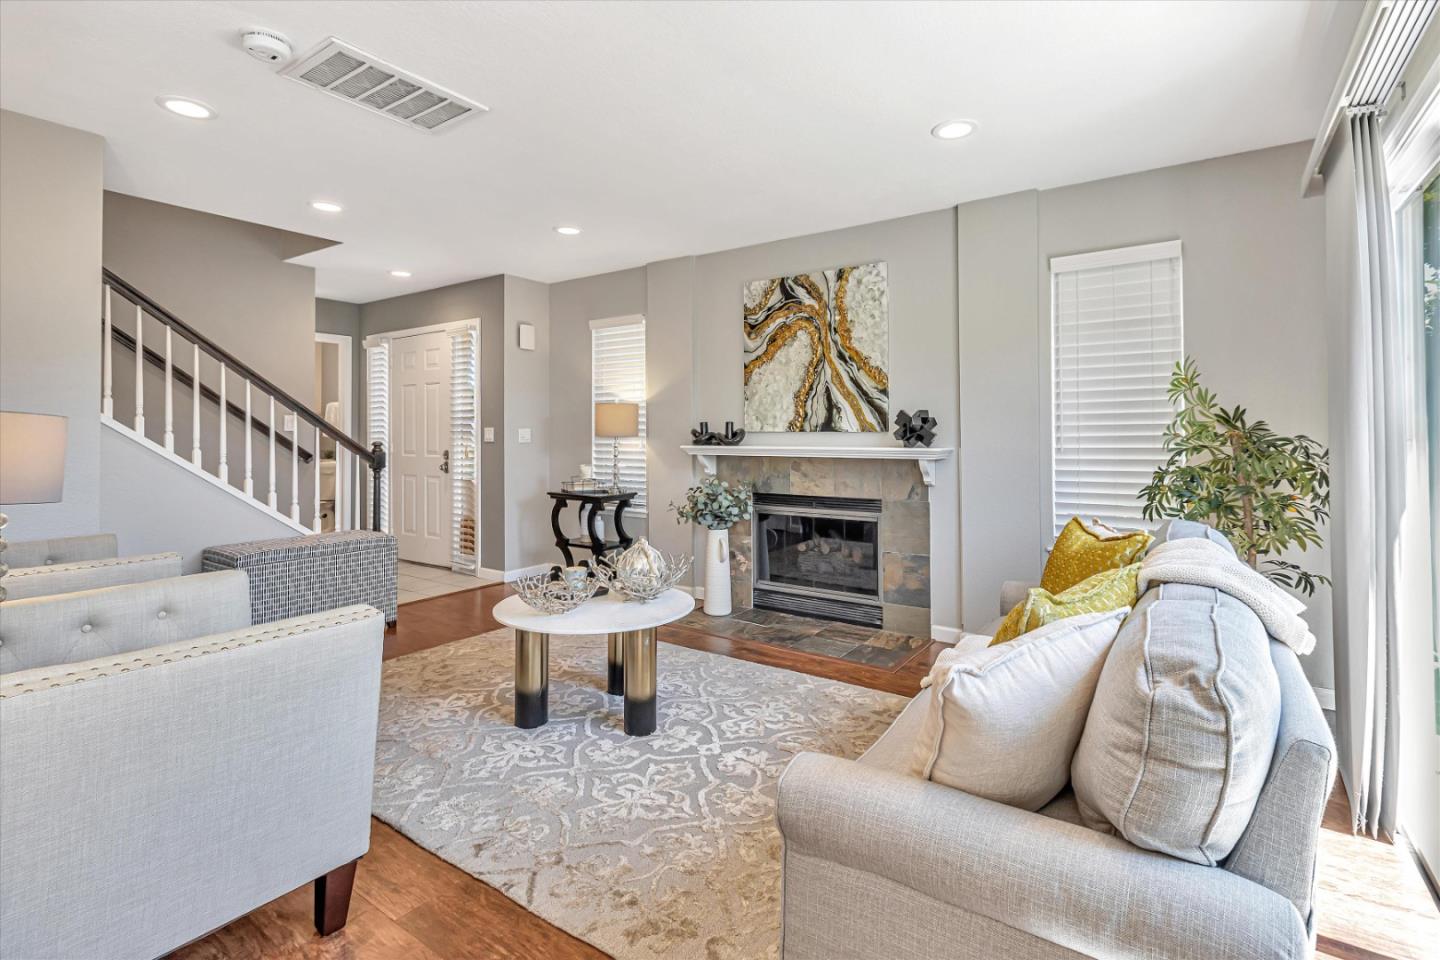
[3,532,180,600]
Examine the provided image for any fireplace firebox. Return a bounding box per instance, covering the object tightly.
[752,492,883,627]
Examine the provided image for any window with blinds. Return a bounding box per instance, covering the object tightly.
[591,316,647,511]
[1050,240,1182,538]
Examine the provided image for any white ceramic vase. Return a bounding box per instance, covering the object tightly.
[703,526,732,616]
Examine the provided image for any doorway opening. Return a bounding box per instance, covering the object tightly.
[314,332,353,532]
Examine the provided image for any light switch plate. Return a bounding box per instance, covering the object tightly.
[283,413,297,433]
[518,323,536,351]
[518,427,532,444]
[483,427,495,442]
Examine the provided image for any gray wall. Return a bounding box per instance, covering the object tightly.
[358,277,507,571]
[958,140,1335,689]
[315,298,362,438]
[0,110,104,538]
[502,276,553,569]
[102,192,329,403]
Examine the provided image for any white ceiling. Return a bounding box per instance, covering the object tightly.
[0,0,1360,302]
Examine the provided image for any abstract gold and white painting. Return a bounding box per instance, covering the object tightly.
[743,261,889,432]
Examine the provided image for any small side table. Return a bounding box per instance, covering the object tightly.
[548,490,636,569]
[492,589,694,736]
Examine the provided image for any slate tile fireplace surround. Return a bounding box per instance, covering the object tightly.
[716,456,931,636]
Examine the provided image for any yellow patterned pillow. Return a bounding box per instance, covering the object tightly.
[991,563,1141,645]
[1041,517,1153,594]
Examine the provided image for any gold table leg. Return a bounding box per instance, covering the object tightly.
[515,629,549,728]
[621,627,657,736]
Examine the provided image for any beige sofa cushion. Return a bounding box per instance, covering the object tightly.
[910,609,1128,811]
[1071,582,1281,865]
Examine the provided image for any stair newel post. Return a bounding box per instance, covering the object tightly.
[290,407,301,523]
[243,379,253,497]
[163,325,174,452]
[312,423,323,532]
[370,441,386,532]
[133,303,145,435]
[101,285,113,418]
[218,363,228,484]
[267,396,278,511]
[191,341,202,467]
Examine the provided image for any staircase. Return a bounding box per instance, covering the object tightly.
[99,270,384,536]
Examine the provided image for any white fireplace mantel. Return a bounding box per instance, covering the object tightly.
[682,444,954,486]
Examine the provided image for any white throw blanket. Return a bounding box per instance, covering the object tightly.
[1138,537,1316,656]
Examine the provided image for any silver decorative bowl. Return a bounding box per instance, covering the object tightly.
[513,569,602,614]
[597,539,692,602]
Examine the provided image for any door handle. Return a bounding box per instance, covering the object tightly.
[440,449,450,474]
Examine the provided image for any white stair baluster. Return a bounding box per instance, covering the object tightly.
[163,326,174,451]
[102,286,113,417]
[190,342,202,467]
[339,447,350,531]
[243,380,254,496]
[312,422,322,532]
[133,303,145,434]
[267,396,278,511]
[218,363,229,483]
[290,410,300,522]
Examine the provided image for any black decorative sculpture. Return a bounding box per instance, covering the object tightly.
[690,420,747,446]
[893,409,938,448]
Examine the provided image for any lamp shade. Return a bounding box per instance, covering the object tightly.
[594,402,640,438]
[0,411,67,504]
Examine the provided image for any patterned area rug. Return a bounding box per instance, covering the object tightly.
[373,628,907,960]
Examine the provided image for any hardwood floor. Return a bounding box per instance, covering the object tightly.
[173,586,1437,960]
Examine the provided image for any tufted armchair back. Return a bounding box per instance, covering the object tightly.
[0,571,252,673]
[5,533,118,569]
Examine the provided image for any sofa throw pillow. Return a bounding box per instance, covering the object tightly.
[1071,582,1282,865]
[990,563,1142,645]
[1041,517,1153,594]
[912,608,1129,811]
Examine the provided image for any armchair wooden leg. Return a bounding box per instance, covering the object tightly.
[314,859,358,936]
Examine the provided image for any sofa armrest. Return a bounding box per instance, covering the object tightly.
[999,579,1037,616]
[0,605,384,960]
[2,552,182,600]
[777,753,1308,960]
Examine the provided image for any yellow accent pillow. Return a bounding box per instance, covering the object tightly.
[991,563,1141,645]
[1041,517,1153,595]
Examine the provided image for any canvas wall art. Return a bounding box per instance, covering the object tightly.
[742,261,889,433]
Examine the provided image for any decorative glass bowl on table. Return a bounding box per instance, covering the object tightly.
[595,538,692,602]
[513,568,604,614]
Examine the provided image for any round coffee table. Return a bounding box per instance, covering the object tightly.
[492,588,694,736]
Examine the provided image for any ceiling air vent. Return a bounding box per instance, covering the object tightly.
[279,38,487,133]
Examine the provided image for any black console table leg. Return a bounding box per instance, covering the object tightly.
[550,498,575,567]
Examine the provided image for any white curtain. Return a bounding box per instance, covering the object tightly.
[1333,109,1435,837]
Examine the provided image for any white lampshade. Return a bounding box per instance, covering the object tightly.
[0,411,68,504]
[594,402,640,438]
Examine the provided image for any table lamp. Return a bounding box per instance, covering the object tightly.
[0,411,68,602]
[593,402,639,493]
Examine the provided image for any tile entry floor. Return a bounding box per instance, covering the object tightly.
[676,605,930,668]
[397,560,494,605]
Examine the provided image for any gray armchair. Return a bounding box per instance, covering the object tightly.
[0,570,385,959]
[777,601,1336,959]
[2,532,180,600]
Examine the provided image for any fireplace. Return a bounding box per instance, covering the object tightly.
[752,492,883,627]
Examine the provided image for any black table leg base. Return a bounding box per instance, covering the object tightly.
[624,695,656,737]
[515,689,548,728]
[607,632,625,696]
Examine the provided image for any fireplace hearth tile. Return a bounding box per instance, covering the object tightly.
[883,602,930,636]
[835,466,884,499]
[792,634,862,659]
[790,458,836,497]
[881,460,928,502]
[882,552,931,607]
[756,459,792,494]
[880,500,930,555]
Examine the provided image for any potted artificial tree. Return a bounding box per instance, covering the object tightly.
[671,477,753,615]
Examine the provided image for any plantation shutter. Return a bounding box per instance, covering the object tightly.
[1050,240,1182,537]
[591,316,647,511]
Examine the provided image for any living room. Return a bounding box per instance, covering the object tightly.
[0,1,1437,959]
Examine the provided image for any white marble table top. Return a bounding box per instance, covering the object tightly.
[493,589,694,634]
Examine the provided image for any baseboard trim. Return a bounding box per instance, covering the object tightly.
[475,566,507,583]
[931,624,962,645]
[1313,686,1335,711]
[503,562,553,583]
[678,585,706,600]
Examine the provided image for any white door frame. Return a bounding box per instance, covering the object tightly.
[364,319,481,575]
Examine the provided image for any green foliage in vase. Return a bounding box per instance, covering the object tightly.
[1139,357,1331,595]
[671,477,753,531]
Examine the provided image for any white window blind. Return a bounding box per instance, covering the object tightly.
[591,316,647,511]
[1050,240,1182,538]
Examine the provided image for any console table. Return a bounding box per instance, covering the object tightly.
[548,490,636,568]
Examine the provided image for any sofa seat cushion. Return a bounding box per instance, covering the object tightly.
[911,608,1129,811]
[1071,582,1281,865]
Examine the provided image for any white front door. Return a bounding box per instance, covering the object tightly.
[391,331,452,565]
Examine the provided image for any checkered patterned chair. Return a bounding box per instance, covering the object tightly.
[202,530,398,625]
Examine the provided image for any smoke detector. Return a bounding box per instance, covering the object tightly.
[242,30,293,65]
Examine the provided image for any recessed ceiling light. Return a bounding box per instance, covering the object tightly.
[157,96,215,120]
[930,119,977,140]
[389,270,412,278]
[310,200,343,213]
[554,225,582,236]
